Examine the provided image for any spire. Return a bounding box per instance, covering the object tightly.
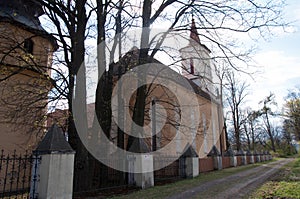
[190,18,201,44]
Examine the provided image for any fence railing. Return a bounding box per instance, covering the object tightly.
[1,148,272,198]
[73,157,128,195]
[0,150,40,198]
[154,156,185,183]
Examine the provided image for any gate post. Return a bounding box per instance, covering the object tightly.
[127,139,154,189]
[182,145,199,178]
[237,150,247,165]
[224,148,237,167]
[267,151,272,160]
[208,146,222,170]
[247,150,254,164]
[254,151,261,162]
[30,124,75,199]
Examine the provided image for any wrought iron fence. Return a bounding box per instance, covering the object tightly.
[154,156,185,184]
[0,150,39,199]
[73,157,128,196]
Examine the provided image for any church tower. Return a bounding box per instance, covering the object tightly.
[180,18,214,95]
[0,0,57,153]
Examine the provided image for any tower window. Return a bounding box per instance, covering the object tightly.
[24,39,34,54]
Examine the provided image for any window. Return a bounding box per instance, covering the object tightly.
[203,113,208,154]
[175,106,181,154]
[24,39,34,54]
[190,58,194,74]
[151,99,162,151]
[151,100,156,151]
[191,108,197,150]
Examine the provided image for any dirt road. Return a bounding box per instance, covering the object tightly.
[167,159,293,199]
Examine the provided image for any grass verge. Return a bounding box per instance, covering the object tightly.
[250,157,300,199]
[110,160,275,199]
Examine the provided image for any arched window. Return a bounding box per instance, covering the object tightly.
[24,39,34,54]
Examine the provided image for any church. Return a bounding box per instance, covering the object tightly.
[0,0,57,153]
[105,19,227,158]
[0,0,226,158]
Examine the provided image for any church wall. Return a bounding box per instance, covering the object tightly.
[0,22,55,154]
[0,22,54,74]
[111,72,226,157]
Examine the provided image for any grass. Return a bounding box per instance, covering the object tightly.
[2,194,28,199]
[110,160,275,199]
[250,156,300,199]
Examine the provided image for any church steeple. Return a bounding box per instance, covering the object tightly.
[190,18,201,44]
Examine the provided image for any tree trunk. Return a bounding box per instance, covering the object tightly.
[126,0,152,151]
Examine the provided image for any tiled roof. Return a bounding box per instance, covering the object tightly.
[0,0,44,31]
[111,47,212,101]
[0,0,58,50]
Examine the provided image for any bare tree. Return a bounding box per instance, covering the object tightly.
[241,108,261,150]
[34,0,95,191]
[0,0,288,192]
[258,93,277,152]
[224,71,249,150]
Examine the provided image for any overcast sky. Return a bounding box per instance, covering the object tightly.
[245,0,300,111]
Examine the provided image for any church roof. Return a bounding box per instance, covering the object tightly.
[0,0,44,31]
[111,47,212,101]
[0,0,58,50]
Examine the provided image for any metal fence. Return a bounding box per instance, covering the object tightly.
[0,150,39,199]
[154,156,185,184]
[73,157,128,196]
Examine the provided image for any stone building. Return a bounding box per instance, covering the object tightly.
[106,19,227,157]
[0,0,57,153]
[37,16,227,158]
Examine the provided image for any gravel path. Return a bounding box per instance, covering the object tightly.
[167,158,293,199]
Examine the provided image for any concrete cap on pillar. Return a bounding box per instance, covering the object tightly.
[207,145,221,157]
[35,124,75,154]
[128,138,150,153]
[181,144,198,157]
[224,147,235,157]
[236,149,245,156]
[246,150,252,156]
